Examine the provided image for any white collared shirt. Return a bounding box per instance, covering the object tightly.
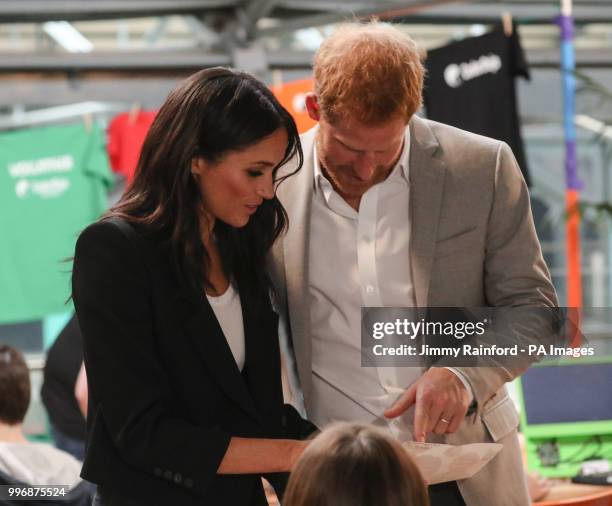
[309,129,423,440]
[308,128,471,441]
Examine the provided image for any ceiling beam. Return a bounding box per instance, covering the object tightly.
[0,1,237,23]
[0,48,314,72]
[0,47,611,73]
[244,0,278,24]
[266,0,612,25]
[0,75,188,107]
[1,0,611,25]
[256,0,467,38]
[0,50,232,71]
[392,3,612,24]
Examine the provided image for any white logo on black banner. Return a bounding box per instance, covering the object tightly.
[444,53,502,88]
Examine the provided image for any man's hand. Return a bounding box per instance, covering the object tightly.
[383,368,470,442]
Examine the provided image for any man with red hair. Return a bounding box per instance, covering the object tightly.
[270,21,557,506]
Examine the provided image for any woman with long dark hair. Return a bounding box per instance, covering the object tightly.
[72,67,314,506]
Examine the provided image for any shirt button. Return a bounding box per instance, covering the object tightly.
[366,285,375,293]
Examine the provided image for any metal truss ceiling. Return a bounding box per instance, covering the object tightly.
[1,1,612,24]
[0,1,611,73]
[0,1,233,22]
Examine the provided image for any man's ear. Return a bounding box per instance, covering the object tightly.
[305,93,321,122]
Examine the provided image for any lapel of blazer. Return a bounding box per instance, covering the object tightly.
[182,294,263,424]
[160,247,262,425]
[278,127,317,402]
[409,116,447,307]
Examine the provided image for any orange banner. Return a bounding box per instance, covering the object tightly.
[271,78,317,134]
[566,190,582,346]
[566,190,582,309]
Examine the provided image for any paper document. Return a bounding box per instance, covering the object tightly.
[402,441,503,485]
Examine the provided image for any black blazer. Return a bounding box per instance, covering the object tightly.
[72,218,314,506]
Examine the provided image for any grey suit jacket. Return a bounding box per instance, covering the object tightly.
[269,115,558,505]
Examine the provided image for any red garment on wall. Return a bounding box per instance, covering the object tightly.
[107,110,157,183]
